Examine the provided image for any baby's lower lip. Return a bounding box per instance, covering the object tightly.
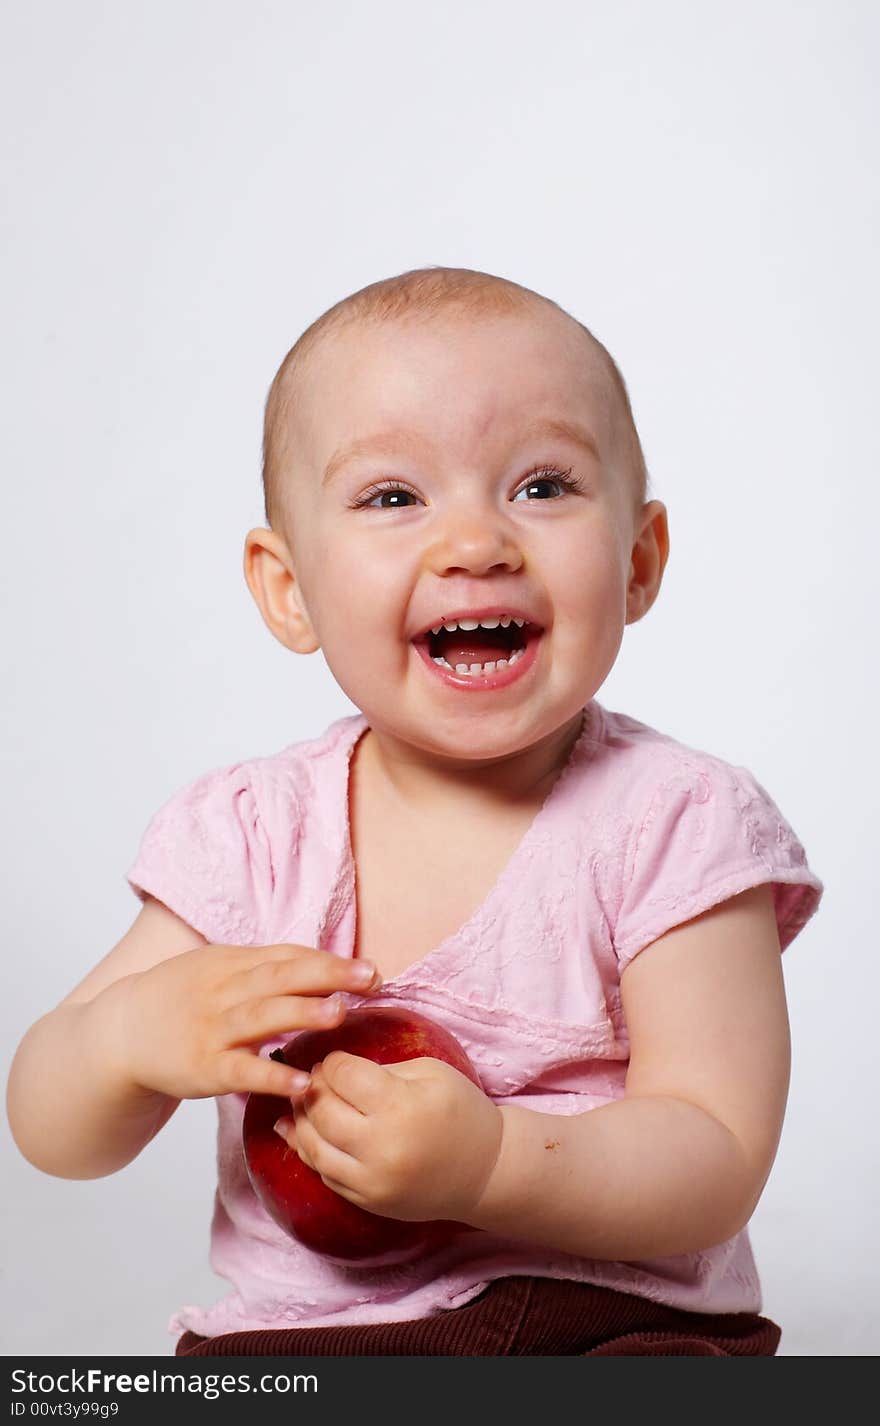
[410,628,544,691]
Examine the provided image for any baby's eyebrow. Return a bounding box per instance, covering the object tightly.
[321,417,601,487]
[322,428,428,487]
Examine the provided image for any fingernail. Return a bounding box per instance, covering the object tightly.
[323,992,344,1017]
[288,1071,310,1094]
[351,960,378,985]
[273,1117,293,1138]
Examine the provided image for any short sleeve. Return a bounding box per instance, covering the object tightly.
[125,761,274,946]
[613,756,824,972]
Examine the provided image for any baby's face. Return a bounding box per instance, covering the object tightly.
[264,307,659,767]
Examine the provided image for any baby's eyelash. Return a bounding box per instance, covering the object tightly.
[519,464,581,495]
[349,464,584,510]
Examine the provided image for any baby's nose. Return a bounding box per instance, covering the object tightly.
[423,509,523,575]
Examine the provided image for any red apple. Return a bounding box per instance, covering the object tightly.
[242,1004,483,1265]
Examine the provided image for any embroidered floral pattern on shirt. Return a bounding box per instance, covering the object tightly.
[125,701,823,1340]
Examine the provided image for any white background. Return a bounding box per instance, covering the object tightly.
[2,0,876,1357]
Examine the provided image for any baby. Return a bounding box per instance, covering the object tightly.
[7,266,823,1357]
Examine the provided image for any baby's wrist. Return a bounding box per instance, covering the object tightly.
[88,975,162,1100]
[465,1104,532,1232]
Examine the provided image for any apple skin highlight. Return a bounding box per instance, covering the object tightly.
[242,1005,483,1265]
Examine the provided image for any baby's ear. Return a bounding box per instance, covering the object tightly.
[243,527,320,654]
[625,501,669,624]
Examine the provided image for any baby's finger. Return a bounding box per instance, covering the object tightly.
[291,1104,363,1190]
[225,951,382,1007]
[299,1067,369,1156]
[317,1051,396,1114]
[218,1048,311,1099]
[306,1171,364,1207]
[222,989,353,1048]
[272,1115,297,1149]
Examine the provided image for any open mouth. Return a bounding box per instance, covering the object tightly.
[412,617,543,678]
[428,621,525,671]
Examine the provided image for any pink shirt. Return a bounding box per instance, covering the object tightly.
[125,700,823,1346]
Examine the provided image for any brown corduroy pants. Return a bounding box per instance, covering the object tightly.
[174,1275,781,1357]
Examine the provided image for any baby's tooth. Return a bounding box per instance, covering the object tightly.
[430,652,523,676]
[457,619,480,631]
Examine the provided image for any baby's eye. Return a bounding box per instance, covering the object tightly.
[512,466,579,501]
[356,484,420,510]
[351,465,581,511]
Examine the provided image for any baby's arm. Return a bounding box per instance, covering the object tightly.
[287,883,788,1260]
[470,882,790,1257]
[6,896,381,1181]
[7,898,203,1179]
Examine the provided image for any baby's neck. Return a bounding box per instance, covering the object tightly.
[357,709,585,821]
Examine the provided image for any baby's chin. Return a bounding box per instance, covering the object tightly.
[358,700,586,776]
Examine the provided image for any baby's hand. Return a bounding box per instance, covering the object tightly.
[279,1053,503,1224]
[113,944,382,1101]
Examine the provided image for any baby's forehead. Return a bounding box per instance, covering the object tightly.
[297,309,615,429]
[263,294,643,528]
